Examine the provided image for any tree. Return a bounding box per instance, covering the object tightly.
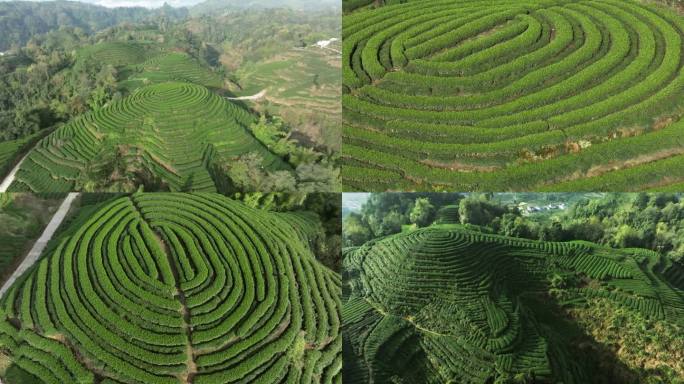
[343,213,372,247]
[614,225,642,248]
[295,163,340,192]
[380,211,404,237]
[458,195,508,226]
[409,197,435,227]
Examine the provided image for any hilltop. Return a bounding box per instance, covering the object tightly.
[8,80,288,192]
[343,222,684,383]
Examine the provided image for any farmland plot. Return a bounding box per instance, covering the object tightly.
[342,0,684,191]
[0,193,341,383]
[7,82,288,192]
[342,220,684,382]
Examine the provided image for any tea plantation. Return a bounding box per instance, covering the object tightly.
[7,82,288,192]
[342,0,684,191]
[0,193,341,383]
[342,223,684,382]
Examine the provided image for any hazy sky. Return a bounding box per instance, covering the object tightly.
[343,193,370,213]
[90,0,201,7]
[0,0,205,8]
[1,0,340,9]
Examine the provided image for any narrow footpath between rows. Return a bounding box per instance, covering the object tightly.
[0,192,80,298]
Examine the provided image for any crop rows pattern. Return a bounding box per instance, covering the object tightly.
[138,53,226,89]
[0,133,40,179]
[0,193,341,383]
[7,82,287,192]
[80,42,151,66]
[342,224,684,383]
[342,0,684,191]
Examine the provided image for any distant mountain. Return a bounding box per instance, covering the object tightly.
[190,0,340,15]
[0,1,188,50]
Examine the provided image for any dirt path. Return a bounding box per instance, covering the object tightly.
[225,89,267,101]
[156,231,196,383]
[0,192,79,298]
[322,46,341,54]
[0,152,30,192]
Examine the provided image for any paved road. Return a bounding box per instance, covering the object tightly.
[0,193,79,298]
[0,152,29,192]
[225,89,267,101]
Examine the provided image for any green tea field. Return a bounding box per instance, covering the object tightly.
[342,0,684,191]
[7,81,288,192]
[0,193,341,383]
[234,45,341,150]
[343,219,684,382]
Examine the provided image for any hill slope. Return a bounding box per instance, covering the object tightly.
[0,1,188,51]
[342,0,684,191]
[7,82,287,192]
[343,224,684,383]
[0,193,341,383]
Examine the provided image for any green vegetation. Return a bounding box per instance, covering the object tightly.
[0,1,187,51]
[0,133,42,180]
[342,0,684,191]
[343,209,684,382]
[0,194,63,282]
[344,193,684,265]
[234,48,341,150]
[0,193,341,383]
[7,81,287,192]
[187,7,341,151]
[0,4,340,192]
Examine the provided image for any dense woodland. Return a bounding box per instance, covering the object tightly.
[0,1,188,51]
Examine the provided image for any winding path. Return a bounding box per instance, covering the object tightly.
[0,192,79,298]
[0,152,29,192]
[225,89,267,101]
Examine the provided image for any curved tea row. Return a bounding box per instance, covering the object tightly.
[8,82,287,192]
[342,0,684,191]
[0,193,341,383]
[80,42,150,66]
[342,225,684,382]
[138,53,226,89]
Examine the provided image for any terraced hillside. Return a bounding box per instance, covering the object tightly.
[79,43,226,92]
[0,193,341,383]
[137,52,226,89]
[342,0,684,191]
[0,133,41,180]
[343,224,684,382]
[79,42,153,67]
[7,82,288,192]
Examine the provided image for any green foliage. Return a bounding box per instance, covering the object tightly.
[342,0,684,191]
[343,212,372,247]
[458,194,511,226]
[343,221,684,383]
[0,193,341,384]
[409,197,435,227]
[0,1,188,51]
[7,82,289,193]
[3,364,42,384]
[0,194,62,278]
